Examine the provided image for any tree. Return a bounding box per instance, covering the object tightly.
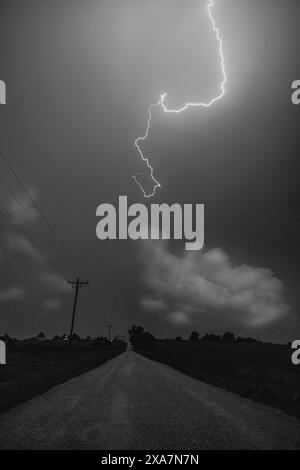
[128,325,155,351]
[0,334,15,344]
[93,336,108,348]
[128,325,144,338]
[222,331,235,343]
[236,336,257,344]
[52,335,61,341]
[201,333,221,342]
[189,331,199,342]
[68,332,81,342]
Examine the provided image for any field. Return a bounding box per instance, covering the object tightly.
[0,341,126,414]
[140,340,300,419]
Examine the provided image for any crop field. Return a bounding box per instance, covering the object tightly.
[141,340,300,418]
[0,341,126,414]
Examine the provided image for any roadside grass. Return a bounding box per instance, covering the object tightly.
[0,342,126,414]
[139,341,300,419]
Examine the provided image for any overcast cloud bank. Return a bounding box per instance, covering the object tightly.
[140,241,288,327]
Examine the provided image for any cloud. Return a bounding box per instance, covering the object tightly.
[41,272,69,293]
[43,298,62,310]
[7,190,39,225]
[0,189,68,313]
[0,286,24,302]
[168,311,190,325]
[141,298,165,311]
[6,234,44,262]
[139,241,289,327]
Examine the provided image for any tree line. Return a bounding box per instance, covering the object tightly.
[128,325,261,351]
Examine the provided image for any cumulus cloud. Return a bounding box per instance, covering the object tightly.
[43,298,62,310]
[0,286,24,302]
[139,241,289,327]
[41,272,69,292]
[141,298,165,311]
[6,234,44,262]
[168,311,190,324]
[7,190,39,225]
[0,188,69,313]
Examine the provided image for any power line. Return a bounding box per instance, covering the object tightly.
[0,206,101,326]
[0,204,102,334]
[0,174,76,278]
[0,151,82,278]
[0,207,65,308]
[0,150,103,320]
[0,205,68,279]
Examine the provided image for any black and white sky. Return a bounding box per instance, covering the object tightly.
[0,0,299,342]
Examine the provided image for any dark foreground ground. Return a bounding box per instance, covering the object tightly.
[0,350,299,450]
[140,340,300,419]
[0,341,126,414]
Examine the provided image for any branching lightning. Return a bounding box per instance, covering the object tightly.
[133,0,227,198]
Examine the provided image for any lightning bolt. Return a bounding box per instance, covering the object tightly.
[133,0,227,198]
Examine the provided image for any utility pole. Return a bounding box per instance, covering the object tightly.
[68,278,89,338]
[106,324,114,342]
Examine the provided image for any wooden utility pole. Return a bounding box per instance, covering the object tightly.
[106,324,114,342]
[68,278,89,337]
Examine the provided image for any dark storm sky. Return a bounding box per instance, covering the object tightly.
[0,0,299,342]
